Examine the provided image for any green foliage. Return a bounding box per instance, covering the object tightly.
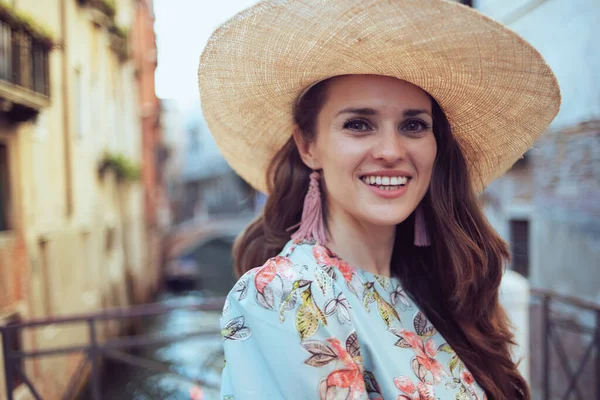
[99,0,116,18]
[108,23,128,39]
[98,152,141,182]
[0,1,55,49]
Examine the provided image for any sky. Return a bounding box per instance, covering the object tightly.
[154,0,258,103]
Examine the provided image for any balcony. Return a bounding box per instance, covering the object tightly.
[0,13,52,122]
[77,0,116,26]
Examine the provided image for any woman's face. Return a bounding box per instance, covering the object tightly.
[299,75,437,228]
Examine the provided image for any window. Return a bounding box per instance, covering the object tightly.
[0,143,11,231]
[509,219,530,277]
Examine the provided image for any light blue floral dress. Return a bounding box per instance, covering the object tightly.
[219,239,487,400]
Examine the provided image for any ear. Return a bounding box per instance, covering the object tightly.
[292,126,321,170]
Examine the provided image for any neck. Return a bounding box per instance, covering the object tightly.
[325,208,396,277]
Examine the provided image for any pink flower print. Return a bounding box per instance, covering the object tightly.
[400,330,446,385]
[255,256,293,292]
[313,244,355,282]
[189,386,204,400]
[317,337,366,400]
[394,376,436,400]
[462,370,475,386]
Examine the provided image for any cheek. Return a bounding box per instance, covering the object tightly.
[318,136,366,175]
[414,136,437,177]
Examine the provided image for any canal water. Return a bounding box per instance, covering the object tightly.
[80,236,237,400]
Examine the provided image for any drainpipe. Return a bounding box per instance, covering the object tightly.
[60,0,73,216]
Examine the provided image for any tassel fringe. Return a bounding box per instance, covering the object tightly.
[289,171,327,244]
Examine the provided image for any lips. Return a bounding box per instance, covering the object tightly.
[361,175,409,188]
[360,174,411,199]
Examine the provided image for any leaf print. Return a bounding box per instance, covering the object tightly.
[279,289,298,321]
[390,285,412,311]
[232,278,249,301]
[324,293,352,325]
[256,284,275,310]
[324,297,338,316]
[414,311,436,337]
[315,266,334,296]
[302,340,339,367]
[388,326,413,348]
[221,316,252,341]
[222,396,234,400]
[345,331,362,364]
[455,385,470,400]
[375,275,390,290]
[363,370,382,394]
[347,273,365,302]
[322,265,337,280]
[296,303,319,340]
[395,336,412,348]
[279,279,311,321]
[302,287,328,326]
[437,342,455,354]
[412,357,428,382]
[362,282,376,311]
[449,354,465,377]
[373,289,400,327]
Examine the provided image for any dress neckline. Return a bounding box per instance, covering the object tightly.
[294,239,398,283]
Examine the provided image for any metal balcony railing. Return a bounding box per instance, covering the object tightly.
[531,288,600,400]
[1,299,224,400]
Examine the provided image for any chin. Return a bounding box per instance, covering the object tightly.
[361,210,412,228]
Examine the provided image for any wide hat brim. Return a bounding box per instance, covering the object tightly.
[198,0,561,194]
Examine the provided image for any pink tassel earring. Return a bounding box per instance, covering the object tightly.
[289,171,328,244]
[414,205,431,247]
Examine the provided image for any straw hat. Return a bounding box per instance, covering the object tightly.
[198,0,560,194]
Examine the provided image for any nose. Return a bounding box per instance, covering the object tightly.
[372,126,406,164]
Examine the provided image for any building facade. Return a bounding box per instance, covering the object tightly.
[475,0,600,304]
[0,0,161,398]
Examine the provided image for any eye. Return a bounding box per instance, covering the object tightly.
[401,119,431,133]
[343,119,373,132]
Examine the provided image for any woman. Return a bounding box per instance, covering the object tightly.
[198,1,560,399]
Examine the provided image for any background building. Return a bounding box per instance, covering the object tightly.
[476,0,599,305]
[0,0,164,398]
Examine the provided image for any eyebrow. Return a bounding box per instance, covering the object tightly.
[335,107,432,118]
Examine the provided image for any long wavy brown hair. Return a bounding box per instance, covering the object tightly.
[233,77,530,399]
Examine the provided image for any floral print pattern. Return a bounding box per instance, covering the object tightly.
[219,240,486,399]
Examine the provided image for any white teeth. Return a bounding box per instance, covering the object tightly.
[362,175,409,186]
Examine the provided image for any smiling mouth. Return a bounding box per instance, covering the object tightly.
[360,174,411,191]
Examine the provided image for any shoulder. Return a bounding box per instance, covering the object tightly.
[223,240,320,310]
[221,240,352,340]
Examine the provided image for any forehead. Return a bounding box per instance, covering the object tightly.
[324,75,432,111]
